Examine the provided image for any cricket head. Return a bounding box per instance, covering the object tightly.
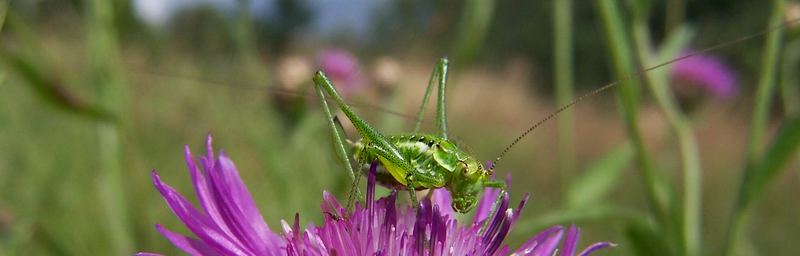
[448,158,491,213]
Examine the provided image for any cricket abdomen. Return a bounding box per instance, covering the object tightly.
[353,134,456,190]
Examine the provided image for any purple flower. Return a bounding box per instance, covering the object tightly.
[318,49,363,96]
[670,51,738,99]
[139,135,614,255]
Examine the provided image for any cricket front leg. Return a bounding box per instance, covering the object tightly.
[314,78,361,211]
[479,180,507,234]
[405,174,420,210]
[345,158,367,212]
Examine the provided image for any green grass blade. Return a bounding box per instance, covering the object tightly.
[453,0,495,63]
[1,15,112,121]
[566,143,632,209]
[782,40,800,114]
[725,1,787,254]
[634,23,701,256]
[746,0,786,163]
[724,115,800,256]
[626,219,675,256]
[739,115,800,210]
[514,204,642,236]
[86,0,133,253]
[0,47,113,121]
[595,0,669,228]
[554,0,576,183]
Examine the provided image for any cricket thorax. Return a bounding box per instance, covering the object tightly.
[352,134,488,192]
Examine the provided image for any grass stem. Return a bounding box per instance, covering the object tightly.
[725,0,786,255]
[554,0,576,186]
[87,0,133,253]
[632,22,702,256]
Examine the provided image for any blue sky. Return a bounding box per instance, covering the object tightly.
[133,0,388,39]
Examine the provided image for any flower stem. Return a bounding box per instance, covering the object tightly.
[726,0,786,255]
[780,40,800,181]
[746,0,786,164]
[595,0,668,226]
[454,0,495,63]
[554,0,576,186]
[632,22,702,256]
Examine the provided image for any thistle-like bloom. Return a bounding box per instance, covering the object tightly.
[318,49,363,96]
[670,51,738,99]
[140,135,614,255]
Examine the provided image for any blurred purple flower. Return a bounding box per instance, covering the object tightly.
[140,135,614,255]
[670,51,738,99]
[318,49,364,96]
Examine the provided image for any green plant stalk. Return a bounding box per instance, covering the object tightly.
[633,23,702,256]
[782,41,800,115]
[554,0,576,185]
[780,40,800,181]
[724,116,800,255]
[454,0,495,63]
[595,0,667,224]
[87,0,133,253]
[746,0,786,164]
[231,0,268,88]
[726,0,786,255]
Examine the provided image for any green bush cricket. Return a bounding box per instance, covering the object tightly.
[313,58,505,214]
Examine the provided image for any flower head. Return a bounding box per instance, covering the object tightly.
[318,49,364,96]
[670,51,738,99]
[140,135,614,255]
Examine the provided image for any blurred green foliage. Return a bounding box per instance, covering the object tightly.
[1,0,800,255]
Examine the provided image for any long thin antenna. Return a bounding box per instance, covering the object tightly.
[490,17,800,171]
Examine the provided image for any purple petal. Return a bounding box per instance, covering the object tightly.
[514,226,564,254]
[482,192,510,244]
[135,253,163,256]
[156,224,222,256]
[199,135,215,171]
[322,191,346,218]
[186,146,234,239]
[151,170,250,255]
[561,225,580,256]
[474,187,501,224]
[578,242,617,256]
[484,209,514,255]
[367,162,377,211]
[530,227,565,256]
[510,193,530,224]
[206,154,279,254]
[431,188,454,218]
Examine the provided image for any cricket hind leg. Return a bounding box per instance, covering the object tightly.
[412,58,450,140]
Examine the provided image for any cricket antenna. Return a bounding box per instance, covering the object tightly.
[489,17,800,172]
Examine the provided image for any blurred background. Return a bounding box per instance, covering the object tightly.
[1,0,799,255]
